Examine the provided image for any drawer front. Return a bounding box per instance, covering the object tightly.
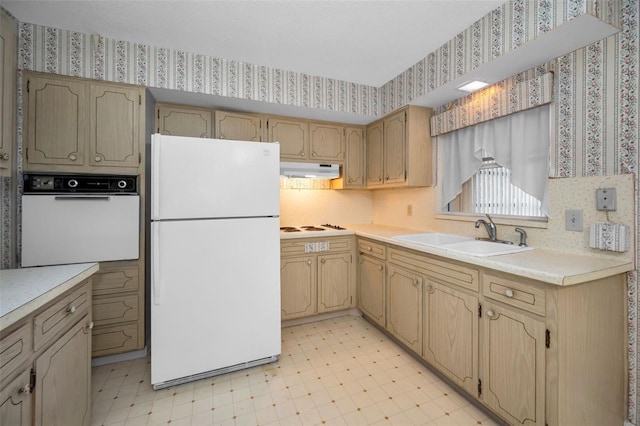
[0,322,33,384]
[357,239,386,260]
[92,294,139,327]
[281,236,353,257]
[33,281,91,351]
[482,273,546,316]
[92,323,139,357]
[388,247,479,293]
[93,261,139,296]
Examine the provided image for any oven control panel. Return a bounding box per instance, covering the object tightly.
[24,174,138,193]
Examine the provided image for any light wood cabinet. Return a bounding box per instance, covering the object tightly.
[424,281,479,396]
[357,241,386,327]
[156,103,212,137]
[214,110,263,141]
[386,264,422,353]
[267,116,308,159]
[0,279,93,426]
[23,72,144,173]
[0,10,17,176]
[280,237,355,321]
[365,105,432,188]
[334,126,366,189]
[309,123,344,162]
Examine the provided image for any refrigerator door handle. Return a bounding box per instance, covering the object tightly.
[151,134,161,220]
[152,224,162,305]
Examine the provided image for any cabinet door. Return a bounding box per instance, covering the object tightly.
[89,84,141,168]
[157,105,212,137]
[386,264,422,354]
[424,281,478,395]
[25,76,86,167]
[318,253,353,313]
[215,110,262,141]
[365,121,383,187]
[0,369,32,426]
[481,301,545,426]
[383,110,406,184]
[358,255,385,327]
[344,127,365,188]
[280,256,316,320]
[269,117,309,160]
[0,11,16,176]
[309,123,344,162]
[34,316,91,426]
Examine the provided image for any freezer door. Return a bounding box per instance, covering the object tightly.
[151,217,281,387]
[151,134,280,220]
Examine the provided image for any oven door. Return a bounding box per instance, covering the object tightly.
[21,194,140,267]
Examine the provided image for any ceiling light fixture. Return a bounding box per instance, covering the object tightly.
[458,80,489,92]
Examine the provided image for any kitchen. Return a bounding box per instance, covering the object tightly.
[0,1,638,425]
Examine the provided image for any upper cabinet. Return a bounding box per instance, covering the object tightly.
[342,127,365,188]
[0,10,17,177]
[365,105,432,189]
[309,123,344,162]
[156,103,212,138]
[265,116,308,159]
[215,110,263,141]
[23,72,144,174]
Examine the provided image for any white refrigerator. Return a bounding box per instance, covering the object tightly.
[150,134,281,390]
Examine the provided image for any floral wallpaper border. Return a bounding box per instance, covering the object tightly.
[4,0,640,422]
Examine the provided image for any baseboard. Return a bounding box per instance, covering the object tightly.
[281,308,362,328]
[91,346,149,367]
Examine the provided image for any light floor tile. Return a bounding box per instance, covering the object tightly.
[91,316,500,426]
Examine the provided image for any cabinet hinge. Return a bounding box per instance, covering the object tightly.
[478,303,482,318]
[349,254,353,263]
[139,95,142,105]
[139,153,142,164]
[404,111,407,121]
[477,379,482,397]
[27,80,30,92]
[404,170,407,180]
[25,148,28,160]
[546,329,550,348]
[157,110,160,119]
[29,368,36,392]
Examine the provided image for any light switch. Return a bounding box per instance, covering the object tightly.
[565,210,583,232]
[596,188,616,211]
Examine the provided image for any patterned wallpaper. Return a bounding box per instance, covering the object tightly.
[4,0,640,421]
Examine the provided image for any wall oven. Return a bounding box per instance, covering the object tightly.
[21,173,140,267]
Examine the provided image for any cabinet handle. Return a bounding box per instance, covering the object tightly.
[385,176,389,180]
[84,321,94,333]
[320,258,326,264]
[486,309,496,318]
[300,152,305,157]
[0,153,8,161]
[367,246,372,251]
[18,384,31,394]
[505,289,514,298]
[69,154,77,161]
[312,152,317,157]
[306,259,312,266]
[378,177,382,182]
[66,305,76,314]
[378,265,383,271]
[412,280,419,287]
[348,178,353,183]
[426,284,434,292]
[95,155,102,162]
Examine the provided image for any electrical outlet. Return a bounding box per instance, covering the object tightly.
[596,188,617,211]
[565,209,583,232]
[407,204,413,216]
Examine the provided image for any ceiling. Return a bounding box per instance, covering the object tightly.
[3,0,504,87]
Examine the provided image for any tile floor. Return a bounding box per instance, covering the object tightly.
[91,316,501,426]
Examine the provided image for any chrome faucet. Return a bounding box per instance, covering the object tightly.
[475,214,497,241]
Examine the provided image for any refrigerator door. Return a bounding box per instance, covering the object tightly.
[151,134,280,220]
[151,216,281,387]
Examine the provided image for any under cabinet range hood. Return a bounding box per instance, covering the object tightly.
[280,162,340,179]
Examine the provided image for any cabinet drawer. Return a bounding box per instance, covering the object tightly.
[93,261,139,296]
[357,239,386,260]
[33,281,91,351]
[92,294,139,327]
[92,323,139,357]
[281,236,353,257]
[388,247,479,293]
[0,322,32,384]
[482,273,546,317]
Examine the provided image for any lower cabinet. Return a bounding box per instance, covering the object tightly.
[386,264,422,353]
[280,237,355,321]
[356,237,626,425]
[0,280,93,426]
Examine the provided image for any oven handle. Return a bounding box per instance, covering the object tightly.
[54,195,111,201]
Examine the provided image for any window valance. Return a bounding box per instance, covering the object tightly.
[430,70,554,137]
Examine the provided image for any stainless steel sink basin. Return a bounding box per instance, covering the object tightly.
[391,233,534,257]
[391,233,473,246]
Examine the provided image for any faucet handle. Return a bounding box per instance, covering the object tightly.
[515,227,528,247]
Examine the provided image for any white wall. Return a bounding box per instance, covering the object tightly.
[280,189,372,226]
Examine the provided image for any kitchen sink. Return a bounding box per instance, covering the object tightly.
[391,233,534,257]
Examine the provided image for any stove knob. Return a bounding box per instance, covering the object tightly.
[68,179,78,188]
[117,180,128,189]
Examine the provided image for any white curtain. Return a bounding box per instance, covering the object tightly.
[441,105,550,216]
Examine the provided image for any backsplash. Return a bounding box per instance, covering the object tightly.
[280,189,372,226]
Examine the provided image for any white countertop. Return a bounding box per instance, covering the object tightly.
[0,262,99,332]
[282,223,633,286]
